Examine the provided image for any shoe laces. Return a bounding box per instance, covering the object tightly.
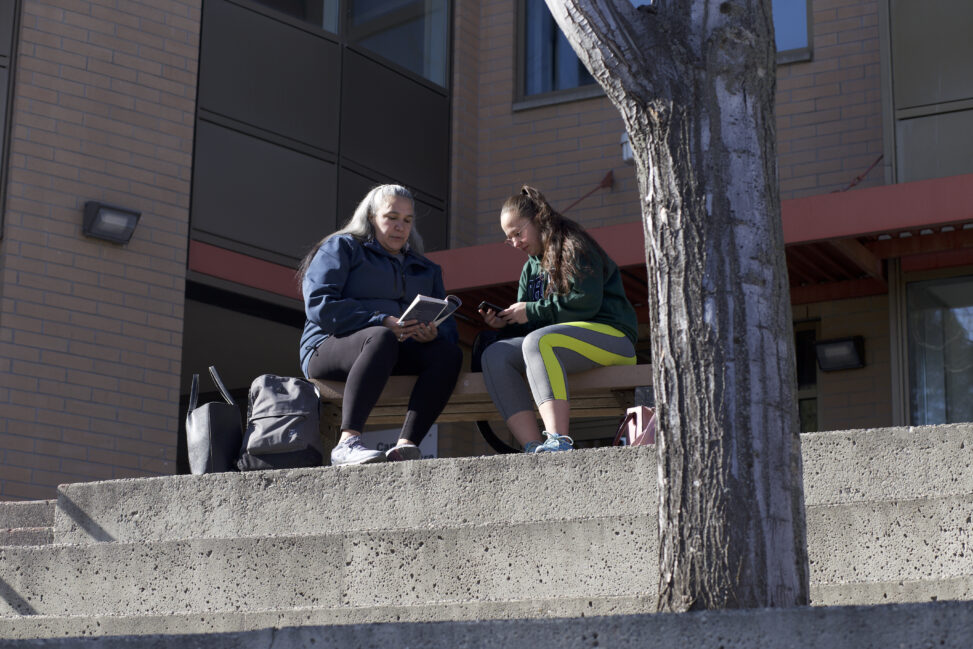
[541,431,574,447]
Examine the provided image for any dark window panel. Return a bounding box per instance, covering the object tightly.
[191,120,338,262]
[340,50,449,202]
[347,0,448,87]
[795,328,817,390]
[246,0,339,33]
[891,0,973,109]
[199,0,341,153]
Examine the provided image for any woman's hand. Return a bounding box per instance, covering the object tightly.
[384,315,416,342]
[410,322,438,343]
[384,316,436,342]
[478,306,506,329]
[498,302,529,325]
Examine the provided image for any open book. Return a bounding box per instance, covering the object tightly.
[397,294,462,326]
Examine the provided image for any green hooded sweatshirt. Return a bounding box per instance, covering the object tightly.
[511,246,639,345]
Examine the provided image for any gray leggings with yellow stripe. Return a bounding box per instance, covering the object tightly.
[481,322,637,421]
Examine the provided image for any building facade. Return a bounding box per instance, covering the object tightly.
[1,0,971,499]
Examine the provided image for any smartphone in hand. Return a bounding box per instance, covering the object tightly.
[478,301,505,314]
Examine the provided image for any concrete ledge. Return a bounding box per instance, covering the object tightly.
[2,600,972,648]
[53,424,973,545]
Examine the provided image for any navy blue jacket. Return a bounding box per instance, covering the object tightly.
[300,234,458,377]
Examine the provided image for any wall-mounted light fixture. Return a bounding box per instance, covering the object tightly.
[83,201,141,244]
[815,336,865,372]
[620,132,634,165]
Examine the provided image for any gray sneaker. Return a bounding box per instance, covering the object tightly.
[386,443,422,462]
[330,436,386,466]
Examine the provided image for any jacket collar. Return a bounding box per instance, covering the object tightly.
[363,238,428,266]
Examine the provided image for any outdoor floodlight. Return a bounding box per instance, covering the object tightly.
[83,201,141,244]
[815,336,865,372]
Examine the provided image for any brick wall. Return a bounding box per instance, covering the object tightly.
[448,0,481,249]
[0,0,201,500]
[794,295,893,432]
[776,0,885,199]
[470,0,641,242]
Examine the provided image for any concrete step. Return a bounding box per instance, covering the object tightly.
[53,448,656,544]
[802,424,973,506]
[1,599,972,649]
[51,424,973,545]
[2,575,971,642]
[0,500,54,547]
[3,490,972,620]
[0,516,656,618]
[1,424,970,641]
[0,594,656,640]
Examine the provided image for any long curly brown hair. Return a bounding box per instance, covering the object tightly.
[501,185,607,296]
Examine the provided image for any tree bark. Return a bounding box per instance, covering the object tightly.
[545,0,809,610]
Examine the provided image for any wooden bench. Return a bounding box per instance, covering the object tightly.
[311,364,652,450]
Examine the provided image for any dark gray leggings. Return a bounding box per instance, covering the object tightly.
[306,326,462,444]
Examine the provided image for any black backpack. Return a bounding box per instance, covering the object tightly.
[237,374,325,471]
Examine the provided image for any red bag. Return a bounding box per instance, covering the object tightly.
[612,406,656,446]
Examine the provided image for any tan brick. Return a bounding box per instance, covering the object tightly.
[1,481,54,500]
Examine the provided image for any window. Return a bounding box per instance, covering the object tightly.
[773,0,812,63]
[520,0,811,102]
[906,275,973,425]
[522,0,595,97]
[250,0,340,33]
[348,0,448,87]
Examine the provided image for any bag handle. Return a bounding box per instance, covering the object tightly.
[188,373,200,412]
[612,411,638,446]
[187,367,235,414]
[208,365,236,406]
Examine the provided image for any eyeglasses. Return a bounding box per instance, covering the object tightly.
[504,220,533,246]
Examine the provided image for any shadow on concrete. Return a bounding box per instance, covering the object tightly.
[56,492,115,543]
[0,574,38,615]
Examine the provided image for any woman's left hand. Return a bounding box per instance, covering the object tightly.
[499,302,529,325]
[410,322,438,343]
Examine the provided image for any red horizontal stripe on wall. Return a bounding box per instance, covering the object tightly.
[188,240,301,300]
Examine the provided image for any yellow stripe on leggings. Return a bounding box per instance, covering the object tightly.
[537,323,637,401]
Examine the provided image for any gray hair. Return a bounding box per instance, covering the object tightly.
[298,184,424,284]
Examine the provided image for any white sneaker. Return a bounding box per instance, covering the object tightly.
[386,443,421,462]
[330,436,386,466]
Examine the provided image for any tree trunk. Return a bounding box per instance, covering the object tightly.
[546,0,809,610]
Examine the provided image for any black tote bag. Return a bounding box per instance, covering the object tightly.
[186,366,243,474]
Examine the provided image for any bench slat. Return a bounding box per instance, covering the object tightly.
[313,364,651,432]
[312,364,651,404]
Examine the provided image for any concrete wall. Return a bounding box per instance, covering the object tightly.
[0,0,201,499]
